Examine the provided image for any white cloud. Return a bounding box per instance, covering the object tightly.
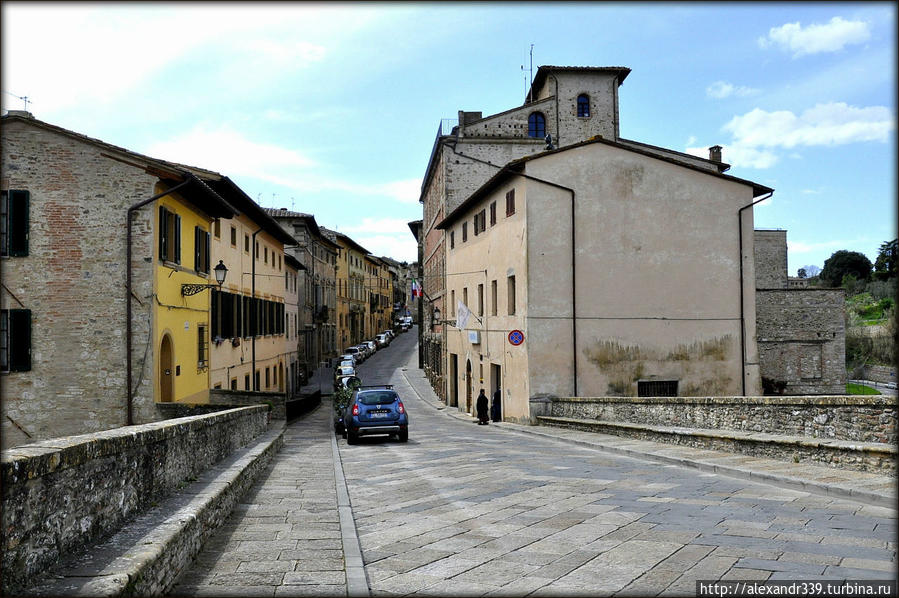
[342,218,419,235]
[758,16,871,58]
[685,145,779,169]
[686,135,697,147]
[145,126,316,183]
[723,103,894,149]
[706,81,760,99]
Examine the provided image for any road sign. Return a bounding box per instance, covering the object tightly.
[508,330,524,346]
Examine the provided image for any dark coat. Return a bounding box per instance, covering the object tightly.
[476,391,489,421]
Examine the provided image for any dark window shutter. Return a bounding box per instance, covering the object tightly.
[9,309,31,371]
[211,290,220,338]
[194,227,201,272]
[8,190,29,257]
[173,214,181,264]
[205,231,211,273]
[159,206,167,260]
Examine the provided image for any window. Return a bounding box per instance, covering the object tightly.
[264,246,268,264]
[474,209,486,235]
[462,222,468,242]
[528,112,546,138]
[491,280,497,316]
[213,219,221,238]
[265,367,270,388]
[194,226,210,274]
[1,309,31,372]
[231,378,238,390]
[505,189,516,217]
[463,287,468,308]
[254,370,260,391]
[638,380,678,397]
[507,275,516,315]
[478,284,484,316]
[197,324,208,367]
[245,234,250,253]
[1,190,29,257]
[245,374,250,390]
[490,201,496,226]
[158,206,181,264]
[450,231,455,249]
[255,241,260,259]
[577,94,590,117]
[451,290,456,316]
[231,226,237,246]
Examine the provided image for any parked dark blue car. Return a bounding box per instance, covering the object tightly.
[344,385,408,444]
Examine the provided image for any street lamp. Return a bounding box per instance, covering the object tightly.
[432,306,441,329]
[181,260,228,296]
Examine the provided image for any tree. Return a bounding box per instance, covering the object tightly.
[798,264,820,278]
[874,239,897,281]
[820,250,873,287]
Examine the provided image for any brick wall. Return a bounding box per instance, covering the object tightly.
[1,118,158,448]
[0,406,270,594]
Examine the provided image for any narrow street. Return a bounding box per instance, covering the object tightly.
[174,328,896,596]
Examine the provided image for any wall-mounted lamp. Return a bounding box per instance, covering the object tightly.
[182,260,228,296]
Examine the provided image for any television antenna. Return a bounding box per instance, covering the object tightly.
[3,91,32,111]
[520,44,534,103]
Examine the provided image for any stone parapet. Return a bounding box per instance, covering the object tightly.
[0,406,270,594]
[544,395,896,444]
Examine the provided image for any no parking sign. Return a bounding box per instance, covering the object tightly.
[508,330,524,346]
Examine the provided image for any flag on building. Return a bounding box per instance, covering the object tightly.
[411,278,422,298]
[456,300,471,329]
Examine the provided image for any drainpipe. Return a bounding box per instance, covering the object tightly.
[737,191,773,396]
[251,228,262,390]
[509,170,578,396]
[127,179,192,426]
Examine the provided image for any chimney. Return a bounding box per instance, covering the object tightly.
[5,110,34,119]
[708,145,723,163]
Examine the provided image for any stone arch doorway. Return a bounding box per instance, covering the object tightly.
[465,359,472,414]
[159,334,174,403]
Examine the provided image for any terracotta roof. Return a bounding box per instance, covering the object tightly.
[436,136,774,230]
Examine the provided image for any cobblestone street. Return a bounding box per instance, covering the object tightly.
[173,329,897,596]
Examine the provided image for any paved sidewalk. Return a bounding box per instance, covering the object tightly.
[400,355,897,510]
[172,401,357,597]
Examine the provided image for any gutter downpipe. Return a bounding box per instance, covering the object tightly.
[512,171,578,397]
[127,179,192,426]
[737,191,773,396]
[251,228,262,390]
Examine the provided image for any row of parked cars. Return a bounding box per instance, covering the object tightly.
[333,326,406,390]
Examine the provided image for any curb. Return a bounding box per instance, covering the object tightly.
[26,425,285,597]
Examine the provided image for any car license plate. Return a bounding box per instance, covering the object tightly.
[370,412,388,418]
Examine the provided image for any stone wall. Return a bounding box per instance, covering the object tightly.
[756,289,846,394]
[208,388,286,419]
[544,396,896,444]
[754,230,788,288]
[0,406,270,593]
[1,116,158,448]
[862,365,897,385]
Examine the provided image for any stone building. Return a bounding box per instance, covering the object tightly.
[418,65,734,401]
[1,111,237,447]
[266,209,339,375]
[437,138,771,422]
[754,230,846,394]
[284,254,302,397]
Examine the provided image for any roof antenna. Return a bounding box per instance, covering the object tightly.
[3,91,31,111]
[520,43,534,103]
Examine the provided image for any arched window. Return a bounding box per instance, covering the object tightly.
[577,94,590,117]
[528,112,546,138]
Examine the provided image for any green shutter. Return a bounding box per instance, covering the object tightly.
[173,214,181,264]
[9,190,29,257]
[9,309,31,371]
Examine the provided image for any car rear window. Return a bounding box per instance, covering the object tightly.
[358,391,398,405]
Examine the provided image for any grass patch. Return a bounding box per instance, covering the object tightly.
[847,383,881,395]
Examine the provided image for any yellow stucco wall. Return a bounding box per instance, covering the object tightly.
[153,190,214,404]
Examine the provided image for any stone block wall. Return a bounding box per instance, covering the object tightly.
[757,289,846,394]
[545,396,896,444]
[754,229,789,288]
[459,98,555,139]
[1,116,158,449]
[862,365,897,385]
[0,406,270,593]
[208,388,286,419]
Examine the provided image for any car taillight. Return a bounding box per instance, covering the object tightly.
[352,404,359,416]
[397,402,405,414]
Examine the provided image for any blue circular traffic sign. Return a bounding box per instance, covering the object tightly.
[508,330,524,346]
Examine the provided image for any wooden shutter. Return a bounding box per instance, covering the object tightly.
[159,206,167,260]
[8,190,29,257]
[173,214,181,264]
[9,309,31,371]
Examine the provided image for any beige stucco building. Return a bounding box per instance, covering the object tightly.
[437,139,772,423]
[323,229,370,351]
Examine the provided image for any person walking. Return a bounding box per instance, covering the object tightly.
[476,389,489,425]
[491,388,501,422]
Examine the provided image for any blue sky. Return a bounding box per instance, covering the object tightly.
[2,2,895,271]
